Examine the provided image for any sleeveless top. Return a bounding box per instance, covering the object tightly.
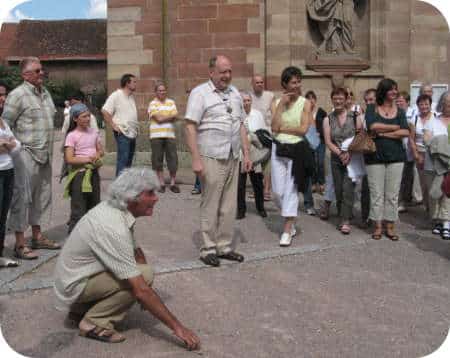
[274,96,305,144]
[329,110,356,149]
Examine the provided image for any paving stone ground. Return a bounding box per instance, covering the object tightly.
[1,131,450,357]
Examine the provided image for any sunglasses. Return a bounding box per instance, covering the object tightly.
[26,68,44,74]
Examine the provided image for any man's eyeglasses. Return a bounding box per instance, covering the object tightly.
[26,68,44,74]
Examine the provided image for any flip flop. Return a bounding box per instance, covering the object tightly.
[14,245,38,260]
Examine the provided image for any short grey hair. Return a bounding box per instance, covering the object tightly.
[208,55,230,69]
[20,56,40,73]
[240,90,252,99]
[107,167,159,210]
[419,83,433,94]
[436,91,450,114]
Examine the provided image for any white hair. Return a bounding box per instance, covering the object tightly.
[436,91,450,114]
[419,83,433,94]
[20,56,40,73]
[107,167,160,210]
[240,91,252,101]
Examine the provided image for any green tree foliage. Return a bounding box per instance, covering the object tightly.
[45,78,81,107]
[90,85,107,110]
[0,65,22,90]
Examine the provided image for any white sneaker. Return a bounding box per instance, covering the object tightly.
[398,205,406,213]
[290,225,297,237]
[306,208,316,216]
[280,232,292,246]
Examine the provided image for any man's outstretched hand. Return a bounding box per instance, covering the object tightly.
[173,325,200,350]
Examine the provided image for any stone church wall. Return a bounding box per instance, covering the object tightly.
[106,0,450,165]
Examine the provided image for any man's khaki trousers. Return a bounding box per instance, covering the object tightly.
[199,155,239,258]
[71,264,153,330]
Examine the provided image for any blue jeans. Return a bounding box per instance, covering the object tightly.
[303,177,314,210]
[114,131,136,177]
[194,176,201,191]
[314,142,326,185]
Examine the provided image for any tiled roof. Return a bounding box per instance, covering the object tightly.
[1,19,106,61]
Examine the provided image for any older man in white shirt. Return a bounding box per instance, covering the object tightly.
[185,55,252,267]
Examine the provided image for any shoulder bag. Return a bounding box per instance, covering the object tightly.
[348,110,376,154]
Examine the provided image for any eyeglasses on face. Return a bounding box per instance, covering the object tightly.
[26,68,44,74]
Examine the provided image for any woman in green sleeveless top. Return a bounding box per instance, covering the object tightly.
[271,66,312,247]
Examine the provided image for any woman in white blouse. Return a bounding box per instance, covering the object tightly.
[410,94,435,214]
[423,91,450,239]
[0,83,23,266]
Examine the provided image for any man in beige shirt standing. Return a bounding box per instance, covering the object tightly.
[250,74,274,201]
[185,55,252,267]
[102,74,139,176]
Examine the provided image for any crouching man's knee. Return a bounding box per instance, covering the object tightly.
[137,264,154,286]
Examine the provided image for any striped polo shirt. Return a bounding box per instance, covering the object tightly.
[148,98,178,139]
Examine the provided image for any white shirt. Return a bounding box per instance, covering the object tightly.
[423,116,448,171]
[245,108,267,133]
[250,90,274,129]
[102,89,139,139]
[185,80,244,160]
[0,120,21,170]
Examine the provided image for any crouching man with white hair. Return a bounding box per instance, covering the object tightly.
[54,167,200,349]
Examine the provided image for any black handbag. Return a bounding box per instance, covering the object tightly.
[274,140,297,159]
[255,129,273,149]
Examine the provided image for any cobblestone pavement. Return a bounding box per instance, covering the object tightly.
[1,131,450,357]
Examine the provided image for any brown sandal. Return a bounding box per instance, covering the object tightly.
[31,237,61,250]
[14,245,39,260]
[319,203,330,221]
[371,222,383,240]
[385,222,399,241]
[79,326,126,343]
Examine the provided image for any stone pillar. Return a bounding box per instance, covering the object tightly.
[107,0,163,154]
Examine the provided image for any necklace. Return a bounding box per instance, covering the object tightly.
[215,90,233,114]
[381,104,395,117]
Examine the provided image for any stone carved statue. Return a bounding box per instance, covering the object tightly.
[307,0,357,55]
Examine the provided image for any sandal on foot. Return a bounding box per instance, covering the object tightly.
[79,326,126,343]
[371,224,383,240]
[31,237,61,250]
[14,245,38,260]
[371,233,382,240]
[385,223,399,241]
[340,224,351,235]
[319,206,329,221]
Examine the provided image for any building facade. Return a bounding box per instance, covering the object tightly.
[107,0,450,160]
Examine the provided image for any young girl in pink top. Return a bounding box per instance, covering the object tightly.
[64,103,103,233]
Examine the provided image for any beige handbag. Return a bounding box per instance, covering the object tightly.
[348,111,376,154]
